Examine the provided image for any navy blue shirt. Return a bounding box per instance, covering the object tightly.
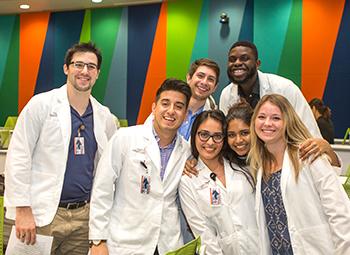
[60,101,97,203]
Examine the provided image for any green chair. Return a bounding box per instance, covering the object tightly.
[342,165,350,198]
[118,119,128,127]
[0,116,17,149]
[342,127,350,144]
[165,236,201,255]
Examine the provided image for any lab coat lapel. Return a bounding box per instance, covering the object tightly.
[55,85,71,150]
[144,123,161,173]
[280,149,292,200]
[90,96,107,153]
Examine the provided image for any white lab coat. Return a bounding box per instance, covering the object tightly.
[179,158,258,255]
[4,84,117,227]
[255,150,350,255]
[89,121,191,255]
[219,70,321,138]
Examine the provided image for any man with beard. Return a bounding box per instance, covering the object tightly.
[219,40,340,166]
[178,58,220,141]
[4,42,117,254]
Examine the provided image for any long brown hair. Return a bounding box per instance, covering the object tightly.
[249,94,312,181]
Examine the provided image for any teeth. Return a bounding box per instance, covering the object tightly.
[197,85,208,92]
[164,116,175,121]
[233,70,245,75]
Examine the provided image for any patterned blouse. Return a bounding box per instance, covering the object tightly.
[261,169,294,255]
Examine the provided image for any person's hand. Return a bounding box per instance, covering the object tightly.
[299,138,340,166]
[15,206,36,245]
[90,242,109,255]
[182,157,198,178]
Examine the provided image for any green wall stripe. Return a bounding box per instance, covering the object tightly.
[208,0,247,100]
[91,8,122,102]
[190,0,209,64]
[0,16,19,125]
[278,0,302,86]
[80,10,91,43]
[167,0,203,80]
[104,7,128,119]
[0,15,16,90]
[254,0,292,73]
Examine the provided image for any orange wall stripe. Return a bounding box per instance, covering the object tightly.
[136,2,167,124]
[19,12,50,112]
[302,0,345,101]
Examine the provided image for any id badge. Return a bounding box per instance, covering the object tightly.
[140,175,151,194]
[74,137,85,155]
[210,187,221,206]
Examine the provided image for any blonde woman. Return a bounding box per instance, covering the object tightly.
[249,94,350,255]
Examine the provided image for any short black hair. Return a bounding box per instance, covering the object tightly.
[190,110,227,160]
[229,41,258,60]
[155,78,192,108]
[64,41,102,69]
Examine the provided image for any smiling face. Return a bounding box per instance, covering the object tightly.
[227,46,260,85]
[254,101,285,148]
[152,90,188,136]
[187,65,218,101]
[227,118,251,156]
[195,117,224,162]
[64,51,100,93]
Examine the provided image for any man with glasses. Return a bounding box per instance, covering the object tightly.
[4,42,117,254]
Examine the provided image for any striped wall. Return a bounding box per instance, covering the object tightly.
[0,0,349,137]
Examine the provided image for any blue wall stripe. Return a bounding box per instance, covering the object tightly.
[324,0,350,138]
[127,4,161,125]
[208,0,247,101]
[0,15,16,89]
[104,7,128,119]
[35,11,84,94]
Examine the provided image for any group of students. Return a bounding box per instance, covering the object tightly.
[3,39,350,255]
[180,97,350,254]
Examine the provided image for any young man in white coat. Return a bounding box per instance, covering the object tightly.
[178,58,219,140]
[89,79,192,255]
[219,40,340,168]
[4,42,117,254]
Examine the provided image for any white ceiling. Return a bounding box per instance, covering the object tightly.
[0,0,163,15]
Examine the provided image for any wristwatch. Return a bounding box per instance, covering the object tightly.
[89,240,106,247]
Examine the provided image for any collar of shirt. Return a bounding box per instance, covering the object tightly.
[178,105,205,140]
[237,77,260,109]
[152,125,177,150]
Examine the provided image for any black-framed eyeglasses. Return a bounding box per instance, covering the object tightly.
[197,130,224,143]
[70,61,98,71]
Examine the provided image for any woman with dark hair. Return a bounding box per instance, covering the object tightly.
[309,98,334,144]
[179,108,258,254]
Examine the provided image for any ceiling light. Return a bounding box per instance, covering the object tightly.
[92,0,103,3]
[20,4,30,9]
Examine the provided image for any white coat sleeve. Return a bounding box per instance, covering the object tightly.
[89,132,124,239]
[4,96,46,206]
[179,177,224,255]
[308,156,350,255]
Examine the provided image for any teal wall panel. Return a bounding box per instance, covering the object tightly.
[0,15,16,90]
[254,0,293,73]
[208,0,247,100]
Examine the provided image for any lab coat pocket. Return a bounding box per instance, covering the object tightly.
[39,119,63,146]
[31,173,56,215]
[298,224,334,254]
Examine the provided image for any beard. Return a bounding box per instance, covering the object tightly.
[227,65,257,85]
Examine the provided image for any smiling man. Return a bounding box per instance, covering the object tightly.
[89,79,192,255]
[178,58,220,141]
[219,40,340,167]
[4,42,117,254]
